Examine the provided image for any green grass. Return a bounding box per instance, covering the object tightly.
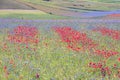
[0,13,69,19]
[0,10,70,19]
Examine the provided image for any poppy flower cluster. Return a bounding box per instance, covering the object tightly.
[88,62,112,77]
[101,66,111,77]
[93,27,120,40]
[7,26,39,45]
[53,27,83,43]
[106,13,120,19]
[53,26,97,51]
[94,49,119,58]
[3,66,9,79]
[118,57,120,62]
[88,62,103,68]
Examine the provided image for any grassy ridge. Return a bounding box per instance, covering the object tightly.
[0,10,70,19]
[21,0,120,11]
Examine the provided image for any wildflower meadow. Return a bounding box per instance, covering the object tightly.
[0,19,120,80]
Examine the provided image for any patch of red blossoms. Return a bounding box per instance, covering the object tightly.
[93,27,120,40]
[118,57,120,62]
[8,26,39,45]
[94,49,119,58]
[53,27,97,51]
[106,13,120,19]
[101,66,111,77]
[88,62,103,68]
[3,66,9,79]
[88,62,111,77]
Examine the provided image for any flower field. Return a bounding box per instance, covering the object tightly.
[0,19,120,80]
